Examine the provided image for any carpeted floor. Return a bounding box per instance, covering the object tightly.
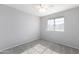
[0,39,79,54]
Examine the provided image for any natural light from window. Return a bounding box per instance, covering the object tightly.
[47,17,64,32]
[47,19,54,31]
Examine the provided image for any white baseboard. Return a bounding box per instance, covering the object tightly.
[0,38,39,52]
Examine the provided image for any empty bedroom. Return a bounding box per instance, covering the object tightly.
[0,4,79,54]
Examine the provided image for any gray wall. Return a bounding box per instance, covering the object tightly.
[40,7,79,49]
[0,5,40,51]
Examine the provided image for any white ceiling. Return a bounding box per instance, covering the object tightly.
[6,4,79,17]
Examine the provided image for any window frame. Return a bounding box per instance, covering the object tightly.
[47,19,55,31]
[47,16,64,32]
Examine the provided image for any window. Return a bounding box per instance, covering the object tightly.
[55,17,64,31]
[47,17,64,32]
[47,19,54,31]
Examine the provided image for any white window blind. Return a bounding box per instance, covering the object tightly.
[55,17,64,31]
[47,19,54,31]
[47,17,64,32]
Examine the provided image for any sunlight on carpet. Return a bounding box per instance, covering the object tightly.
[22,44,59,54]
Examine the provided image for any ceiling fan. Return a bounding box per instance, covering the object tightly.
[33,4,54,13]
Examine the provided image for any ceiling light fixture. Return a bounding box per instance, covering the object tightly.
[34,4,50,13]
[38,4,48,12]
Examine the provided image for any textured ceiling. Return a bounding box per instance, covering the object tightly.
[6,4,79,17]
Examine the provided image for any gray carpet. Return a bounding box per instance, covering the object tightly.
[0,39,79,54]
